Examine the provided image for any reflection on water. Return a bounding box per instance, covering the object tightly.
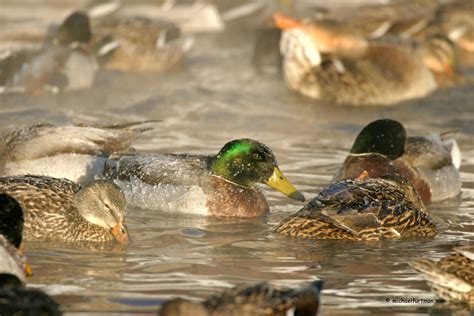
[1,1,473,315]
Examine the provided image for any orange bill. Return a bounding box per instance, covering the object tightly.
[356,170,369,180]
[111,221,129,245]
[272,13,303,30]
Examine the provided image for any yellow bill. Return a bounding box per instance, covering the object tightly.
[19,242,33,276]
[265,167,305,202]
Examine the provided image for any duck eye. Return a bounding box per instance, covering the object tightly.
[252,153,262,160]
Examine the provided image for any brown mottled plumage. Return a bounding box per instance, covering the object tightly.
[411,246,474,309]
[92,15,191,72]
[274,14,438,106]
[0,175,128,244]
[276,174,436,241]
[160,280,323,316]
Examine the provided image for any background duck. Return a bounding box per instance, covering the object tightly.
[91,14,193,72]
[410,245,473,309]
[0,194,29,287]
[3,11,97,94]
[276,174,436,241]
[0,121,157,183]
[104,138,304,217]
[0,175,129,244]
[334,119,461,205]
[273,13,442,106]
[160,280,323,316]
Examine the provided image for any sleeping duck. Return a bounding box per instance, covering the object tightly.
[276,174,436,241]
[0,121,156,183]
[272,13,457,106]
[104,138,305,217]
[0,175,129,244]
[160,280,323,316]
[0,194,30,287]
[4,11,97,94]
[334,119,461,204]
[410,245,473,309]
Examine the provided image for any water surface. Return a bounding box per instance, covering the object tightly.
[1,1,473,315]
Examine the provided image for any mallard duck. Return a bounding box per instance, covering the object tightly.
[0,175,129,244]
[91,15,193,72]
[334,119,461,205]
[273,13,443,106]
[0,194,30,287]
[4,11,97,94]
[276,174,436,241]
[104,138,305,217]
[0,286,62,315]
[0,121,156,183]
[410,245,473,309]
[160,280,323,316]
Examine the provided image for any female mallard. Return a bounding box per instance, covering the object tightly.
[276,174,436,241]
[104,138,305,217]
[334,119,461,204]
[160,280,323,316]
[272,13,454,106]
[0,194,30,287]
[410,245,473,308]
[0,121,156,183]
[4,11,97,94]
[0,175,129,244]
[91,15,193,72]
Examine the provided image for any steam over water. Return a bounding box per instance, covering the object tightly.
[1,0,473,315]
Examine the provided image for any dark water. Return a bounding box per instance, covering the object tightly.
[1,1,473,315]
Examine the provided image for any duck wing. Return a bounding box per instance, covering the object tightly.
[0,121,157,163]
[402,136,455,170]
[205,280,323,315]
[104,154,211,186]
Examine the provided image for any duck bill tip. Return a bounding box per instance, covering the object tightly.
[265,167,305,202]
[272,13,303,30]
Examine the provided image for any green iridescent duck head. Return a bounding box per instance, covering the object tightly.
[210,139,305,202]
[350,119,406,160]
[56,11,92,46]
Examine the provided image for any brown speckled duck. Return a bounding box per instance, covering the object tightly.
[160,280,323,316]
[272,13,449,106]
[91,15,193,72]
[334,119,461,205]
[0,175,129,244]
[411,245,473,309]
[276,174,436,241]
[104,139,304,217]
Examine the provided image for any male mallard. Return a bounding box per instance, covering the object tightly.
[104,138,305,217]
[276,174,436,241]
[4,11,97,94]
[91,15,193,72]
[334,119,461,205]
[0,175,129,244]
[0,286,62,315]
[160,280,323,316]
[410,245,473,309]
[273,13,444,106]
[0,121,156,183]
[0,194,30,287]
